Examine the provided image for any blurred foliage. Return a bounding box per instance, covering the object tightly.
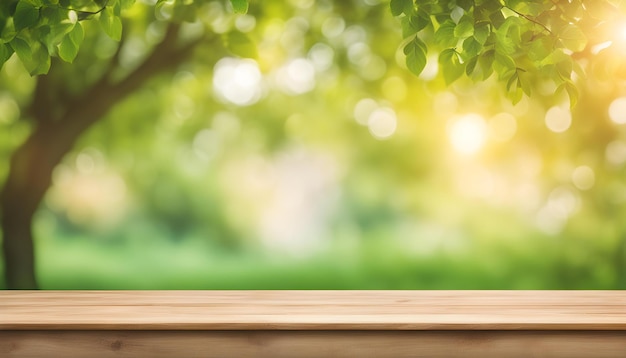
[1,0,626,289]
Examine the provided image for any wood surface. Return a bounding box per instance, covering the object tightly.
[3,330,626,358]
[1,290,626,330]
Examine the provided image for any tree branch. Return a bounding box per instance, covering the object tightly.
[60,23,213,138]
[504,5,553,35]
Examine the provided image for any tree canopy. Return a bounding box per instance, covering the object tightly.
[3,0,626,104]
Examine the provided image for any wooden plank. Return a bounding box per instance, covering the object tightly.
[1,291,626,330]
[2,330,626,358]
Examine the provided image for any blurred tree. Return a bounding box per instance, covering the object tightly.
[0,0,625,288]
[0,0,252,288]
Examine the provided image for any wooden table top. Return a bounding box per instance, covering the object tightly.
[1,291,625,330]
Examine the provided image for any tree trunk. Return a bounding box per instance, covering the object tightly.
[0,24,204,289]
[1,125,74,289]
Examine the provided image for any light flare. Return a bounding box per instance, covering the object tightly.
[448,114,487,155]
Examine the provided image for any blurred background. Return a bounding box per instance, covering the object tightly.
[1,0,626,289]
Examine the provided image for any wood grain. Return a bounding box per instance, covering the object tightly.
[2,330,626,358]
[1,291,625,330]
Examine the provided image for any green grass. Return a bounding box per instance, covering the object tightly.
[0,230,617,290]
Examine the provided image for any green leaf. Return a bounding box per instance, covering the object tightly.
[559,24,587,52]
[58,22,83,62]
[38,5,72,52]
[434,20,457,47]
[489,9,505,28]
[400,17,415,38]
[224,31,257,58]
[540,49,569,67]
[0,42,14,70]
[518,70,531,97]
[401,9,430,37]
[527,36,553,62]
[454,15,474,38]
[494,52,515,80]
[503,69,523,104]
[10,36,50,75]
[9,36,30,63]
[57,33,76,62]
[556,56,573,80]
[478,49,495,79]
[495,17,520,55]
[558,80,578,108]
[506,72,518,92]
[155,0,174,21]
[561,0,584,21]
[404,36,427,76]
[465,55,478,76]
[461,36,481,59]
[473,21,489,44]
[13,0,40,32]
[39,5,68,25]
[510,84,523,104]
[230,0,248,14]
[456,0,473,11]
[121,0,136,10]
[1,17,17,43]
[113,0,123,16]
[439,48,464,85]
[390,0,412,16]
[99,6,122,41]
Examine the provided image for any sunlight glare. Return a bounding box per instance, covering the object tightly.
[448,113,487,155]
[544,106,571,133]
[572,165,595,190]
[353,98,378,125]
[275,58,316,95]
[606,140,626,166]
[308,43,335,71]
[535,186,579,235]
[609,97,626,124]
[368,107,397,139]
[213,58,263,106]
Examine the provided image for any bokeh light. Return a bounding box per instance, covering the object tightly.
[368,107,397,139]
[213,58,263,106]
[572,166,595,190]
[353,98,378,125]
[608,97,626,124]
[606,140,626,165]
[274,58,316,95]
[3,0,626,291]
[545,106,572,133]
[448,113,487,155]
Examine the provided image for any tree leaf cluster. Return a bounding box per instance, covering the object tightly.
[392,0,624,107]
[0,0,251,75]
[0,0,127,75]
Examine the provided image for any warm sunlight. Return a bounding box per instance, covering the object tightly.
[448,114,487,155]
[213,58,263,106]
[4,0,626,293]
[545,106,572,133]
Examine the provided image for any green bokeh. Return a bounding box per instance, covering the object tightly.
[1,0,625,289]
